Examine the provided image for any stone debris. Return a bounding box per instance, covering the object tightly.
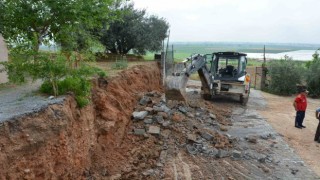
[153,115,164,124]
[139,96,152,106]
[148,125,161,135]
[134,128,146,135]
[246,135,258,144]
[232,150,242,159]
[132,111,148,120]
[144,118,153,124]
[209,113,216,119]
[200,132,213,141]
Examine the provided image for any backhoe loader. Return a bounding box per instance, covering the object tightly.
[165,52,251,105]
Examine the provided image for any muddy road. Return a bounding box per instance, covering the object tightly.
[167,80,319,179]
[259,91,320,177]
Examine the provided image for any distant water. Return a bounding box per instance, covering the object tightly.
[246,50,316,61]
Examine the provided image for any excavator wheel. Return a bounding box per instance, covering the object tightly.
[240,95,249,105]
[202,93,212,100]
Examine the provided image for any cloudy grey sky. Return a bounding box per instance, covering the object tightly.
[133,0,320,44]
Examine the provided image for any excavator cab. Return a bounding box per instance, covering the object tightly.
[211,52,247,81]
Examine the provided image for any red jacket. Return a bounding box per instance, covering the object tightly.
[295,94,307,111]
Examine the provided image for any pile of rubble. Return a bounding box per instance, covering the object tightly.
[130,91,233,160]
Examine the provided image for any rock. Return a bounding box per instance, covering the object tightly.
[171,112,184,122]
[144,107,153,112]
[178,106,188,114]
[146,91,161,97]
[134,128,146,135]
[195,112,201,117]
[186,112,195,118]
[153,115,164,124]
[186,144,197,155]
[209,148,219,157]
[162,121,171,127]
[200,132,213,141]
[291,169,299,175]
[258,156,266,163]
[144,118,153,124]
[140,96,152,106]
[219,125,229,131]
[159,150,167,163]
[132,111,148,120]
[148,125,161,135]
[161,129,171,139]
[142,169,154,176]
[216,149,228,158]
[157,112,168,119]
[205,119,213,124]
[24,169,31,173]
[187,134,198,143]
[209,113,216,119]
[156,163,163,167]
[262,166,270,173]
[48,96,54,100]
[153,105,171,113]
[232,150,242,159]
[246,135,258,144]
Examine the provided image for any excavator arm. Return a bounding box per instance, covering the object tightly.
[165,54,212,101]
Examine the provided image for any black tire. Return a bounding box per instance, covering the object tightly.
[202,94,212,100]
[240,95,249,105]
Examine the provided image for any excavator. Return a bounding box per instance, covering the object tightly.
[165,52,251,105]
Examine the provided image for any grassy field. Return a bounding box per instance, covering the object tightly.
[144,42,319,62]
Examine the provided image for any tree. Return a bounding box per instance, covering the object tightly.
[0,0,116,52]
[99,3,169,55]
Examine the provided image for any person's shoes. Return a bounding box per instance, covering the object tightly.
[295,125,302,129]
[301,125,306,128]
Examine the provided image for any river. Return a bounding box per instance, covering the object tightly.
[246,50,317,61]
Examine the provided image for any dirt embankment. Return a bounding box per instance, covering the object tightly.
[0,63,162,179]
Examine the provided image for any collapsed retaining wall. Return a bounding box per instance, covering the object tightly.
[0,63,162,179]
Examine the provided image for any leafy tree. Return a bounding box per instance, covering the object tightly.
[267,56,305,95]
[99,3,169,55]
[306,49,320,96]
[0,0,116,52]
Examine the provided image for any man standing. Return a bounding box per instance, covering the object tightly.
[314,107,320,142]
[293,89,308,129]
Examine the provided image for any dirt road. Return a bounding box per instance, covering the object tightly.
[155,80,318,179]
[259,91,320,176]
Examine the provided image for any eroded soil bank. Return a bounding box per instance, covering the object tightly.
[0,63,162,179]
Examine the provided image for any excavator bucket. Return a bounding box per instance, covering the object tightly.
[165,75,188,102]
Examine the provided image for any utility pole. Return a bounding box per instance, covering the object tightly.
[261,45,267,90]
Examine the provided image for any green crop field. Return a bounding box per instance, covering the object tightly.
[144,42,320,62]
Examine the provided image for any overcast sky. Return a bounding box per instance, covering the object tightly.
[133,0,320,44]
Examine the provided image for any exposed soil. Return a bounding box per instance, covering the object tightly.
[0,62,319,179]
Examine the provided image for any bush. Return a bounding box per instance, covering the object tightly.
[306,50,320,97]
[3,50,106,108]
[267,56,305,95]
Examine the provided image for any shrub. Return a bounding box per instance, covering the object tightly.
[306,49,320,97]
[267,56,305,95]
[4,50,106,108]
